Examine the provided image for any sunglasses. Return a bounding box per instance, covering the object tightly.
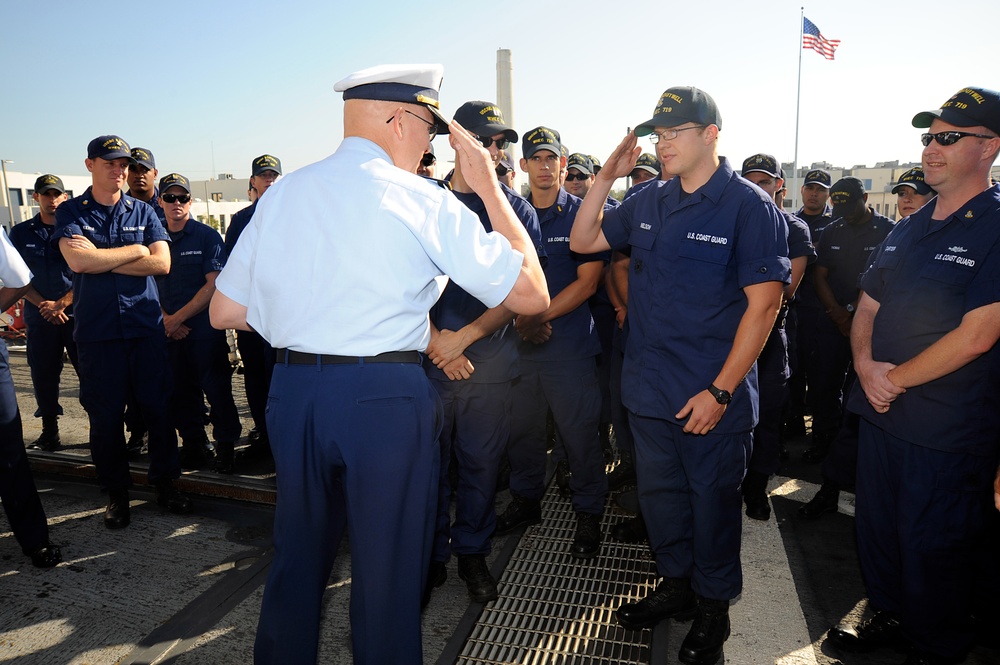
[421,154,436,168]
[496,164,511,177]
[565,172,591,182]
[477,136,509,150]
[162,193,191,204]
[920,131,997,147]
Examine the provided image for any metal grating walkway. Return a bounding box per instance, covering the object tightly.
[456,481,658,665]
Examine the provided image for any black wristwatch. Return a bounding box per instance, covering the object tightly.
[708,384,732,405]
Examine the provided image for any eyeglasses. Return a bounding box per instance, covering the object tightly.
[920,131,997,147]
[162,193,191,204]
[565,172,591,181]
[476,136,508,150]
[386,109,438,140]
[649,125,705,144]
[420,154,436,168]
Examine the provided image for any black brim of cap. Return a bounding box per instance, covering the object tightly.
[428,106,451,135]
[634,115,696,136]
[892,183,933,196]
[911,107,979,129]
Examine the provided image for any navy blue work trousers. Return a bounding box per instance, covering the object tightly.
[254,359,441,665]
[236,329,274,434]
[168,335,241,443]
[856,420,999,660]
[77,336,179,491]
[507,357,607,515]
[0,342,50,554]
[431,378,511,560]
[24,317,77,418]
[630,413,750,600]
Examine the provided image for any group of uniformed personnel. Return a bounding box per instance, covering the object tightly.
[2,63,998,665]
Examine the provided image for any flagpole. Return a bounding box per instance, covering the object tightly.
[792,6,804,211]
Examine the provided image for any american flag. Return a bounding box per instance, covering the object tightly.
[803,17,840,60]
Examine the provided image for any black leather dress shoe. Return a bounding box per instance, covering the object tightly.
[741,470,771,521]
[571,512,601,559]
[679,598,731,665]
[798,482,839,519]
[827,611,907,653]
[104,489,131,529]
[610,515,647,543]
[494,495,541,535]
[617,578,697,629]
[457,554,498,603]
[155,481,194,515]
[25,543,62,568]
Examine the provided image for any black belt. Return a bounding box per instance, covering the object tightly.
[276,349,421,365]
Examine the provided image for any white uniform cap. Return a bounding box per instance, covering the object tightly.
[335,64,449,133]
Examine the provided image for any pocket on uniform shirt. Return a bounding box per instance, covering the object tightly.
[675,240,732,304]
[918,260,976,286]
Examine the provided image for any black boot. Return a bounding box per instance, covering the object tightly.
[679,597,731,665]
[798,480,840,519]
[31,416,61,452]
[742,470,771,521]
[607,449,637,490]
[155,480,194,515]
[104,488,131,529]
[494,494,541,535]
[611,514,648,543]
[421,560,448,609]
[571,512,601,559]
[617,577,697,629]
[457,554,498,603]
[214,441,236,474]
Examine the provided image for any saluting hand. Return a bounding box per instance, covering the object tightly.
[598,132,642,182]
[448,120,498,194]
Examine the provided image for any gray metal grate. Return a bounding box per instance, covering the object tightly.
[456,480,659,665]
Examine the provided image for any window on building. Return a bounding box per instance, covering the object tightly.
[211,192,223,202]
[8,189,23,206]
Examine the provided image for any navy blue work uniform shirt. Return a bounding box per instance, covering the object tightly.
[602,158,791,434]
[522,188,607,362]
[224,200,257,258]
[9,215,74,326]
[156,218,226,340]
[848,186,1000,456]
[815,209,894,306]
[427,183,545,384]
[52,188,169,342]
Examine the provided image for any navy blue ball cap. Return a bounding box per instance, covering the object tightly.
[632,153,661,176]
[912,87,1000,135]
[34,174,65,194]
[251,154,282,177]
[830,177,867,219]
[634,86,721,137]
[566,153,594,175]
[159,173,191,193]
[454,101,518,143]
[335,64,450,135]
[891,167,934,196]
[522,126,562,158]
[803,169,832,188]
[130,147,155,170]
[88,135,135,162]
[741,153,780,178]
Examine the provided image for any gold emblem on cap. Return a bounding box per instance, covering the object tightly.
[415,93,439,109]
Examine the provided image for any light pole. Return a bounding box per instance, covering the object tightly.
[0,160,12,229]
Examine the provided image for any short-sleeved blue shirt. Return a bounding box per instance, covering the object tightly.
[815,210,894,306]
[53,188,169,342]
[156,218,226,340]
[521,187,607,362]
[9,214,74,325]
[426,183,545,384]
[847,185,1000,456]
[602,157,791,433]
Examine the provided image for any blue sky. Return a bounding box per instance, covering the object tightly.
[2,0,998,184]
